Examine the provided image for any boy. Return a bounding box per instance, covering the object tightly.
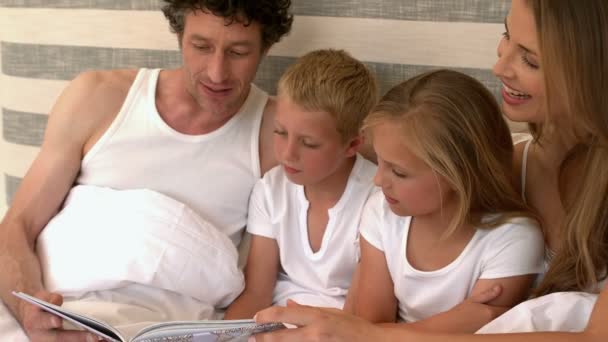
[224,49,378,318]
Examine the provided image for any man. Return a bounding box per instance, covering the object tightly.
[0,1,293,340]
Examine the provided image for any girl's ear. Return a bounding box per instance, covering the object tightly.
[345,134,364,157]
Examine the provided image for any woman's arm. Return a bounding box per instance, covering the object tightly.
[223,235,280,319]
[252,285,608,342]
[352,237,398,322]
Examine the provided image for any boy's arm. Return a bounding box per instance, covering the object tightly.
[353,237,398,323]
[224,234,280,319]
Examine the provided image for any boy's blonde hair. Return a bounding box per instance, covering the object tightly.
[363,69,533,238]
[277,49,378,142]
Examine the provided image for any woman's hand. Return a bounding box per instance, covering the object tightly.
[253,300,387,342]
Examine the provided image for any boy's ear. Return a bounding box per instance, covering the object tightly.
[345,134,364,157]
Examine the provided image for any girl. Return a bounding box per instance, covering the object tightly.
[353,69,543,332]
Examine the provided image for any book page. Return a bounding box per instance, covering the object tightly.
[133,320,286,342]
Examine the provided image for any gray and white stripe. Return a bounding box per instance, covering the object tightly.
[0,0,515,209]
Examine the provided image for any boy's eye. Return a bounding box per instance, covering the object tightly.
[302,140,320,149]
[302,139,320,148]
[273,129,286,136]
[501,31,510,40]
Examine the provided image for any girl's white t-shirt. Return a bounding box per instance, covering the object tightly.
[359,190,545,322]
[247,155,377,308]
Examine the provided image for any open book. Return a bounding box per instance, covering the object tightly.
[13,291,284,342]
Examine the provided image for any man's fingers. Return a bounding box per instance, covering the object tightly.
[38,312,62,330]
[23,306,61,331]
[54,330,100,342]
[47,292,64,306]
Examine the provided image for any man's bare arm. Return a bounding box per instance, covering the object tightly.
[0,70,133,330]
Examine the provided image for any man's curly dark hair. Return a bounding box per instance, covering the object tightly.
[162,0,293,50]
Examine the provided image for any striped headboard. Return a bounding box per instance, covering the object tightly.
[0,0,518,215]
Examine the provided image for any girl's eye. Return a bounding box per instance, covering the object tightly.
[392,169,406,178]
[273,129,286,136]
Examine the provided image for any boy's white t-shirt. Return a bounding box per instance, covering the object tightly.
[359,191,545,322]
[247,154,377,308]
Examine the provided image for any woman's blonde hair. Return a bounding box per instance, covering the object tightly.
[363,69,533,237]
[527,0,608,296]
[277,49,378,142]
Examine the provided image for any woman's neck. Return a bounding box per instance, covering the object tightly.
[535,125,582,171]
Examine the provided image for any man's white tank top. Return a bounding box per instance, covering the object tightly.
[76,68,268,245]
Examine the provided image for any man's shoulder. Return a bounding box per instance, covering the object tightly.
[259,95,278,174]
[50,69,141,145]
[70,69,138,98]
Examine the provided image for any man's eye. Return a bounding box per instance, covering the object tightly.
[230,50,248,56]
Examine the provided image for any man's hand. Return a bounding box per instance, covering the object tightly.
[21,290,97,342]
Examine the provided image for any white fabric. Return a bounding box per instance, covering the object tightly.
[521,139,533,203]
[0,302,27,341]
[511,132,532,145]
[76,68,268,246]
[33,185,243,332]
[247,155,377,309]
[477,291,598,333]
[359,190,545,322]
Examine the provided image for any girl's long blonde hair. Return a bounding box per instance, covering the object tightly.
[528,0,608,296]
[363,69,534,237]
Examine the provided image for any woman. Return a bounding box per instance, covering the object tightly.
[252,0,608,340]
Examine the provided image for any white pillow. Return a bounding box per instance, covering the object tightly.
[37,185,244,308]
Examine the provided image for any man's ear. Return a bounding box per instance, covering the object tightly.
[345,134,364,157]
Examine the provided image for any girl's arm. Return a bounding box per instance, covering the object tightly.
[381,274,535,333]
[342,263,360,313]
[223,235,280,319]
[389,285,607,342]
[352,237,398,322]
